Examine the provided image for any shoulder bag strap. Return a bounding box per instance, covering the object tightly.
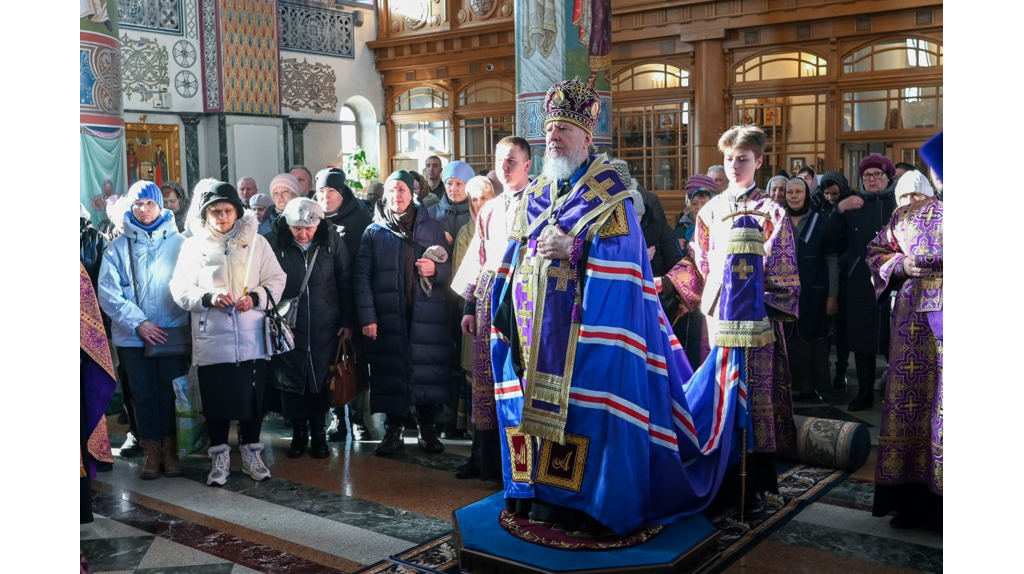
[261,285,279,311]
[297,246,320,296]
[127,239,141,306]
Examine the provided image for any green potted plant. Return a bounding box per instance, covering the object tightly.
[343,146,379,198]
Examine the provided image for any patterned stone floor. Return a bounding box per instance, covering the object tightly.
[81,358,941,573]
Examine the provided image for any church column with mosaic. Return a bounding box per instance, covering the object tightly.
[514,0,613,170]
[81,1,127,225]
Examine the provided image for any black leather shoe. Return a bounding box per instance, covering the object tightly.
[848,388,874,412]
[418,424,445,454]
[375,425,405,456]
[454,462,481,479]
[310,426,329,459]
[744,491,767,519]
[890,511,926,530]
[287,427,309,459]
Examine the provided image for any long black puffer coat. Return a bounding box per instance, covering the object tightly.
[267,217,355,395]
[325,184,372,260]
[354,203,452,415]
[835,184,897,355]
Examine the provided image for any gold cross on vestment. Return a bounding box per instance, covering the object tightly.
[732,258,754,280]
[547,264,573,291]
[920,205,941,225]
[901,394,925,417]
[582,177,615,203]
[901,357,921,377]
[907,322,923,338]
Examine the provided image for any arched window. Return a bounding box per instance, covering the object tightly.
[458,79,514,106]
[734,51,827,83]
[843,38,942,74]
[612,63,690,92]
[393,86,449,112]
[340,104,358,155]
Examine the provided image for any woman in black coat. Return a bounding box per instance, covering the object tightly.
[782,178,837,403]
[268,198,355,458]
[316,168,373,442]
[354,171,452,457]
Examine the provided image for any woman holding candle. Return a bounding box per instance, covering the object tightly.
[170,181,286,486]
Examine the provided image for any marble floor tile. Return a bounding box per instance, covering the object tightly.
[229,566,264,574]
[135,536,231,569]
[80,536,154,572]
[819,478,876,511]
[81,514,155,540]
[792,501,887,534]
[253,506,413,564]
[869,518,943,550]
[770,519,943,573]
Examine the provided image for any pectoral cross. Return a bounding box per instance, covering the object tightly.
[732,258,754,280]
[547,264,573,291]
[582,177,615,203]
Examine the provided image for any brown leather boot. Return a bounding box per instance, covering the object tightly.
[140,439,162,480]
[162,436,183,477]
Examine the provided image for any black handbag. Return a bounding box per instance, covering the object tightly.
[128,240,192,358]
[262,286,295,355]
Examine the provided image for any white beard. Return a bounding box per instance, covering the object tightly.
[542,146,588,182]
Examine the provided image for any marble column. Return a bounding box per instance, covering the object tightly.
[693,39,728,174]
[80,4,125,224]
[514,0,613,172]
[289,119,309,168]
[179,113,203,192]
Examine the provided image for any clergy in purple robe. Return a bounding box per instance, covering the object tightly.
[662,123,800,514]
[867,168,943,528]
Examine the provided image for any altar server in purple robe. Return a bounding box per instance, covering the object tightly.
[866,132,942,529]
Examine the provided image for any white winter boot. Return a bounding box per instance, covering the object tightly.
[240,442,271,481]
[206,444,231,486]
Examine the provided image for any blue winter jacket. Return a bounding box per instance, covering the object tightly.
[98,211,189,347]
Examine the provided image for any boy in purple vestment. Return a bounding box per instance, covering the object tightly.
[662,124,800,516]
[866,158,943,529]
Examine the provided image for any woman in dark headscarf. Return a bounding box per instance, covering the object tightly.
[353,170,452,456]
[782,177,837,403]
[160,180,191,232]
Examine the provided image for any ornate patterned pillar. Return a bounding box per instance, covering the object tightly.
[179,113,204,192]
[514,0,613,171]
[289,119,309,167]
[80,3,125,224]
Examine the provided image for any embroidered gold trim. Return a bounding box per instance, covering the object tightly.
[504,426,534,483]
[598,202,630,238]
[715,318,775,347]
[536,434,590,492]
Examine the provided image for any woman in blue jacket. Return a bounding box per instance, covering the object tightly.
[354,171,452,456]
[98,181,189,479]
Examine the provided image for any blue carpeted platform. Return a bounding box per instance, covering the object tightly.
[455,493,717,572]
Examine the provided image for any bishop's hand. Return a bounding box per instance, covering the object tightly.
[537,225,572,260]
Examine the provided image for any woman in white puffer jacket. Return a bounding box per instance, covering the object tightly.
[170,181,286,486]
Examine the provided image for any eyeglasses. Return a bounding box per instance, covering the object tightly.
[862,171,887,180]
